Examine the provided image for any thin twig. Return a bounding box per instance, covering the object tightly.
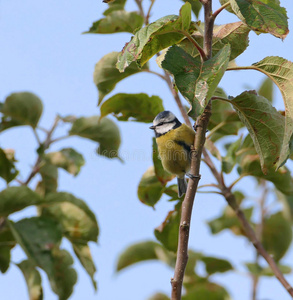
[228,174,246,190]
[198,183,220,189]
[134,0,144,18]
[50,135,70,144]
[143,69,166,81]
[24,116,60,185]
[145,0,155,25]
[182,32,207,61]
[212,2,230,20]
[252,181,268,300]
[206,121,226,139]
[32,128,41,145]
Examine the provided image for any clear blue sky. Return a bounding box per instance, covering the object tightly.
[1,1,293,300]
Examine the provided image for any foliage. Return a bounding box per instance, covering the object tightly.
[2,0,293,299]
[0,92,121,299]
[85,0,293,299]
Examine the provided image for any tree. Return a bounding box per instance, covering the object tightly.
[1,0,293,300]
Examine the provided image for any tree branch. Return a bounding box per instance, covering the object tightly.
[24,116,60,185]
[202,0,214,59]
[223,188,293,297]
[171,102,212,300]
[202,149,293,297]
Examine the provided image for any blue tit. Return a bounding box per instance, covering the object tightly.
[150,111,195,197]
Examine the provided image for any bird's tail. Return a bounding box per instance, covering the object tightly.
[177,177,187,198]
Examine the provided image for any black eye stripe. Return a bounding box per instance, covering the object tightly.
[157,120,174,126]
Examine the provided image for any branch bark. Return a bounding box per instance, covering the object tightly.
[171,103,212,300]
[222,187,293,297]
[171,1,214,299]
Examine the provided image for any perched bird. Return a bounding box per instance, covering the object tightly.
[150,111,196,197]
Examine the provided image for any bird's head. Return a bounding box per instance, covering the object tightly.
[150,111,181,137]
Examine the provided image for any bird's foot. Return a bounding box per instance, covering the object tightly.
[186,173,201,180]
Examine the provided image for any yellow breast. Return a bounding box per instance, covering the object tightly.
[156,124,195,177]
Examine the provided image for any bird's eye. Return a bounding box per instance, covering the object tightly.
[157,122,164,126]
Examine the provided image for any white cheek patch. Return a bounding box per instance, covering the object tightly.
[156,123,175,135]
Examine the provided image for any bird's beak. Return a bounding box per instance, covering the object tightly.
[149,125,156,130]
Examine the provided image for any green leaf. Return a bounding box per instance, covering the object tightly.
[208,93,243,141]
[0,148,18,183]
[69,116,121,159]
[201,256,233,275]
[9,217,77,300]
[181,0,202,18]
[116,241,176,272]
[182,22,250,61]
[222,138,242,174]
[0,186,43,217]
[245,262,263,276]
[262,212,292,262]
[204,139,222,162]
[261,264,292,276]
[148,293,170,300]
[0,92,43,131]
[43,192,99,243]
[245,262,292,277]
[17,260,43,300]
[45,148,85,176]
[94,52,148,105]
[163,184,183,201]
[137,166,165,207]
[162,44,231,117]
[0,222,15,273]
[251,56,293,168]
[103,0,126,15]
[86,10,144,34]
[73,243,97,290]
[36,161,58,196]
[152,138,175,185]
[208,206,254,236]
[100,93,164,122]
[279,193,293,222]
[184,250,202,276]
[154,203,181,252]
[182,282,230,300]
[230,0,288,39]
[237,135,293,195]
[231,91,284,174]
[116,10,195,72]
[180,2,192,31]
[258,77,274,103]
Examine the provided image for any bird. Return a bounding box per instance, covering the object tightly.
[150,111,196,197]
